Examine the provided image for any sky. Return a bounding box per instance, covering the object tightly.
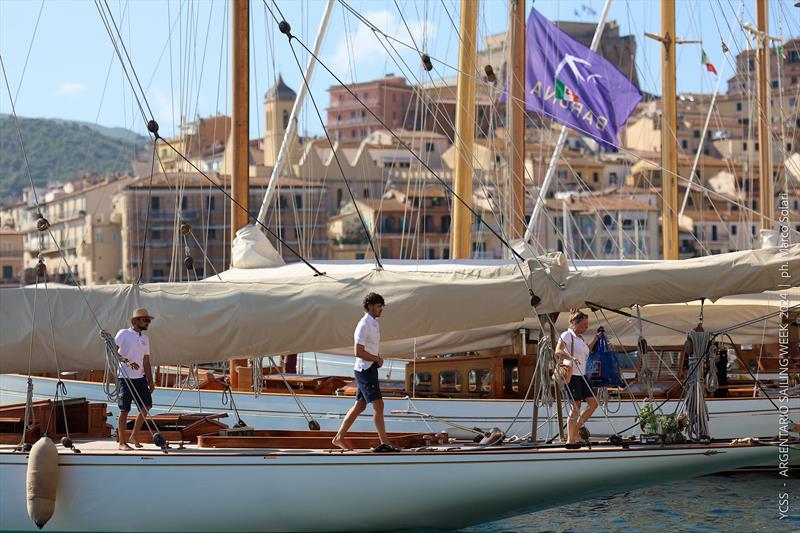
[1,0,798,140]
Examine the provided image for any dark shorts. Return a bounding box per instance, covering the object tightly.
[354,363,382,403]
[567,375,593,402]
[118,377,152,412]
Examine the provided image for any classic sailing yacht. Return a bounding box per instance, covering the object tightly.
[1,0,798,443]
[0,1,794,531]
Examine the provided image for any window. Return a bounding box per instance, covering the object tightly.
[441,215,451,233]
[790,97,797,108]
[295,194,303,209]
[735,102,742,112]
[425,142,435,153]
[151,229,161,240]
[681,139,688,150]
[439,371,462,392]
[711,225,718,241]
[336,189,343,207]
[206,197,215,211]
[604,239,614,254]
[755,142,759,152]
[472,242,485,253]
[468,369,491,393]
[609,172,618,185]
[279,196,288,209]
[153,269,165,279]
[282,110,289,129]
[2,265,12,280]
[693,130,700,139]
[355,253,365,260]
[208,228,217,239]
[151,196,160,211]
[413,372,432,392]
[181,197,188,210]
[442,247,450,259]
[427,248,435,259]
[96,229,104,243]
[731,225,737,236]
[592,172,599,183]
[557,170,567,179]
[743,142,748,151]
[363,188,370,198]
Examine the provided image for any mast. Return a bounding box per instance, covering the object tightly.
[507,0,526,241]
[659,0,679,260]
[230,0,249,388]
[231,0,250,245]
[755,0,773,232]
[256,0,336,226]
[451,0,478,259]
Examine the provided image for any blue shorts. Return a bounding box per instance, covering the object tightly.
[354,363,382,403]
[118,377,152,412]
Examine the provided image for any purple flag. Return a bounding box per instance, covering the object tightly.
[523,8,640,150]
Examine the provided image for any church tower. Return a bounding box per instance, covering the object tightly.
[263,75,297,168]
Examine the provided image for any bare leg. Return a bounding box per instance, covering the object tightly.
[578,397,599,429]
[118,411,132,450]
[371,398,391,445]
[332,400,366,450]
[130,407,149,447]
[567,400,582,444]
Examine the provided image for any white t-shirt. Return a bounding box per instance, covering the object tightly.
[353,312,380,372]
[560,328,591,376]
[115,327,150,379]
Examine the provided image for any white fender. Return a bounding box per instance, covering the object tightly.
[26,437,59,529]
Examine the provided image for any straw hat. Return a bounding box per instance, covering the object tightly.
[130,308,154,321]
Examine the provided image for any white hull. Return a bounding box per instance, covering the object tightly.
[0,374,790,439]
[0,440,778,532]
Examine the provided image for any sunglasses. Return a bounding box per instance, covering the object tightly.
[138,318,152,324]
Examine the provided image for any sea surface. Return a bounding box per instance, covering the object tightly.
[452,471,797,533]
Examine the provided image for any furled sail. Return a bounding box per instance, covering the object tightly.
[0,246,796,372]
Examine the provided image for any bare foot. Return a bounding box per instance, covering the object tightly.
[331,435,352,451]
[118,443,134,451]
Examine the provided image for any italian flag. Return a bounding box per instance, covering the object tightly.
[555,79,580,103]
[701,50,717,75]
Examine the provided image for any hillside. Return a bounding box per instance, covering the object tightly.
[0,115,146,199]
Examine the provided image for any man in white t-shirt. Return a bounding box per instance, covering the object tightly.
[332,293,397,452]
[115,308,155,450]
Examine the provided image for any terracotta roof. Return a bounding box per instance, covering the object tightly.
[545,195,657,212]
[355,198,408,212]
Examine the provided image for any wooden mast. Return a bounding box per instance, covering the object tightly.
[451,0,478,259]
[507,0,526,241]
[659,0,679,260]
[755,0,774,232]
[230,0,249,388]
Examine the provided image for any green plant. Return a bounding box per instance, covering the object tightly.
[637,403,687,441]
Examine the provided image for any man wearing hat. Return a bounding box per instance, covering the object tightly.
[115,308,155,450]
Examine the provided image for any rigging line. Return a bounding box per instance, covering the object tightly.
[585,301,689,334]
[136,142,159,285]
[12,0,45,106]
[274,15,385,269]
[718,333,783,412]
[332,17,542,284]
[716,303,800,335]
[156,136,324,276]
[280,14,558,289]
[92,0,149,127]
[0,52,41,208]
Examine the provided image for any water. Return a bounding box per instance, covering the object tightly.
[457,472,797,532]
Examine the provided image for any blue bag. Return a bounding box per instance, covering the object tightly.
[586,334,626,388]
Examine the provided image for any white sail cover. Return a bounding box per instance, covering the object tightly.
[0,245,797,372]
